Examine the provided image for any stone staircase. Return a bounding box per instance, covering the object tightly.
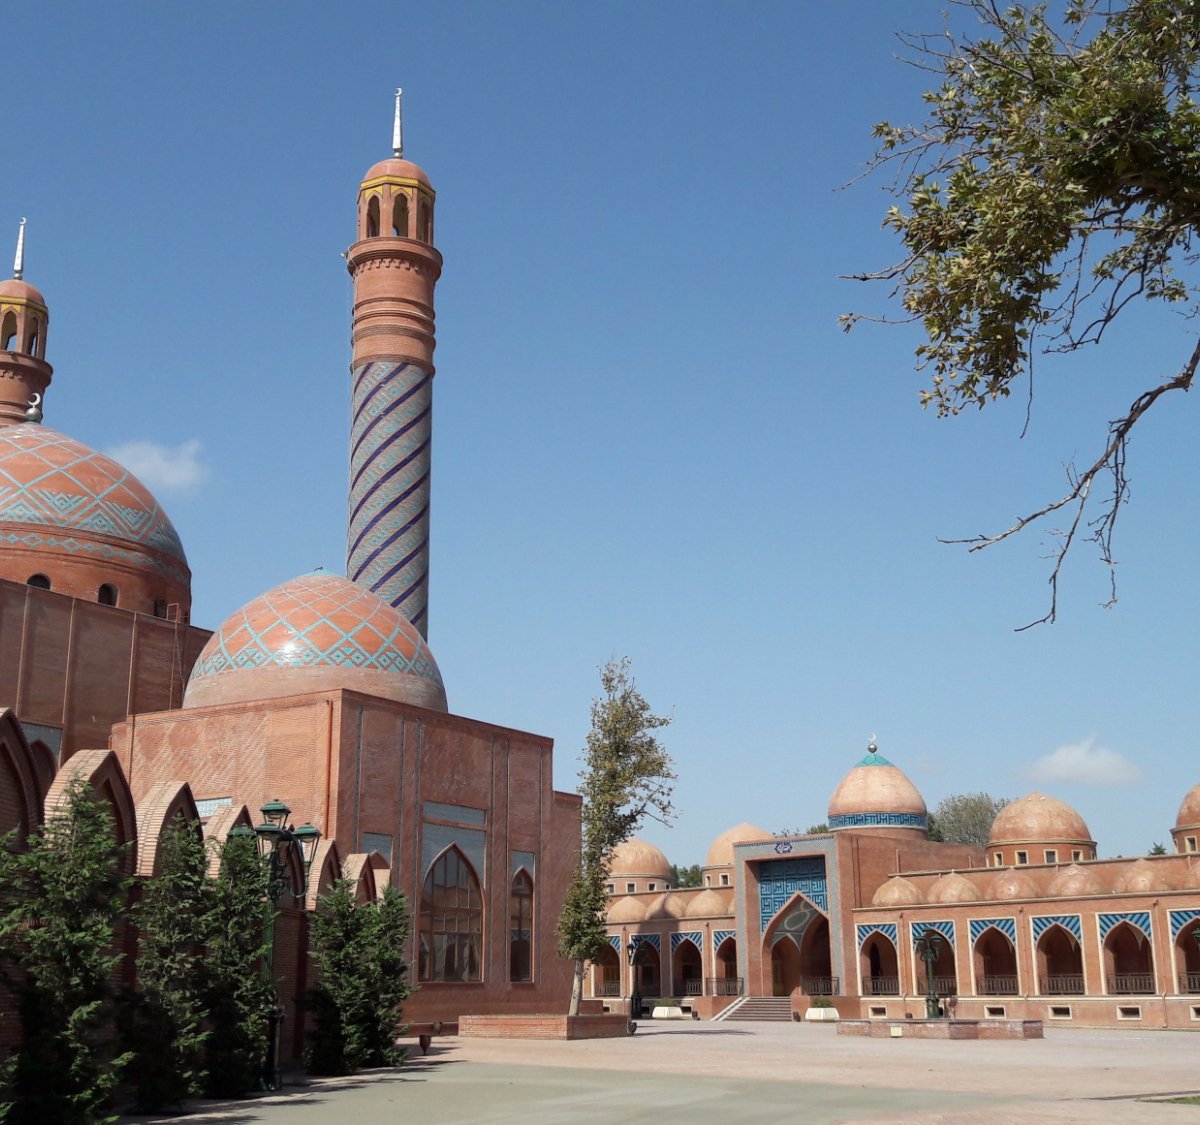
[717,996,794,1022]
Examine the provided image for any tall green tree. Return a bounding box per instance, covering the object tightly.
[845,0,1200,626]
[927,793,1011,847]
[201,831,271,1097]
[307,880,414,1075]
[124,818,212,1110]
[556,658,676,1015]
[0,778,132,1124]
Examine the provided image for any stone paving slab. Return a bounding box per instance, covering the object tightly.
[122,1021,1200,1124]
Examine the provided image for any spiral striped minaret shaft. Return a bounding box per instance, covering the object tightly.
[346,95,442,638]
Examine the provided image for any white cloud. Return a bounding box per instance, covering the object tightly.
[105,439,207,492]
[1029,735,1142,788]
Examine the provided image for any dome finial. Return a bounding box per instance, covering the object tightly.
[24,392,42,424]
[392,87,404,158]
[12,218,26,281]
[867,733,878,756]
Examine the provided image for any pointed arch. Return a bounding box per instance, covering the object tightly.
[26,316,39,357]
[305,838,343,909]
[135,779,201,877]
[419,844,482,982]
[509,866,534,982]
[43,749,137,873]
[1103,920,1155,994]
[590,940,620,998]
[1175,918,1200,994]
[857,925,900,996]
[0,709,43,842]
[1036,922,1084,995]
[1,311,16,351]
[365,195,381,238]
[418,198,431,242]
[392,194,409,237]
[671,933,703,996]
[344,850,391,902]
[973,926,1019,995]
[202,803,252,877]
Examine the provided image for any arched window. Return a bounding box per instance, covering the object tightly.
[98,583,118,606]
[510,869,533,981]
[1,312,16,351]
[392,195,409,237]
[418,200,431,242]
[26,573,50,590]
[365,196,380,239]
[27,318,39,357]
[419,847,482,982]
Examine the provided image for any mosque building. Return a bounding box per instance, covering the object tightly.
[591,743,1200,1030]
[0,94,580,1045]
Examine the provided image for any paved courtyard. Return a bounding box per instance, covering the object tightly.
[125,1021,1200,1124]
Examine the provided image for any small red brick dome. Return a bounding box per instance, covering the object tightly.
[608,837,671,881]
[927,871,980,904]
[704,822,770,868]
[1112,858,1176,894]
[1046,863,1106,898]
[0,424,190,613]
[184,571,446,711]
[0,278,47,307]
[987,869,1041,901]
[827,743,927,833]
[989,792,1093,847]
[606,895,646,924]
[362,157,431,189]
[645,892,689,920]
[872,875,923,907]
[686,888,733,918]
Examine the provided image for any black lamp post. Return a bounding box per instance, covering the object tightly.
[235,799,321,1091]
[914,928,946,1019]
[1192,928,1200,994]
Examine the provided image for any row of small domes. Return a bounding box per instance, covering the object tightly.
[608,888,733,923]
[874,856,1200,906]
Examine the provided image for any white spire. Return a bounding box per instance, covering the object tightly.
[392,87,404,158]
[12,218,26,280]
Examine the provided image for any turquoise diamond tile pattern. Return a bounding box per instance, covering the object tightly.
[1032,914,1082,943]
[713,930,735,950]
[1098,911,1152,943]
[910,920,955,948]
[1170,909,1200,940]
[0,425,187,574]
[856,923,897,949]
[969,918,1017,945]
[189,571,444,688]
[348,361,432,637]
[758,857,827,930]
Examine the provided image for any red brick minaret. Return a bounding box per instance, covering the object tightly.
[0,220,53,425]
[346,91,443,638]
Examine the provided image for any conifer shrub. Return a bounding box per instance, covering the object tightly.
[306,881,414,1074]
[0,778,132,1124]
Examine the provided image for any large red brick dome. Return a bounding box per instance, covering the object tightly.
[827,742,927,834]
[608,837,671,880]
[988,792,1092,847]
[705,822,770,868]
[0,424,190,615]
[184,571,446,711]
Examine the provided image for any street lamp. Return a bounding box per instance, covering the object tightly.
[235,799,321,1091]
[914,928,946,1020]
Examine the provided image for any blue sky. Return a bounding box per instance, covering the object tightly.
[6,2,1196,865]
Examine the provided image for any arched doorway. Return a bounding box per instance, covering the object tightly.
[1104,922,1154,994]
[771,937,801,997]
[798,915,835,994]
[672,938,703,996]
[1037,925,1083,995]
[714,935,740,995]
[592,942,621,998]
[913,929,957,998]
[630,939,661,1013]
[860,933,899,996]
[1176,920,1200,994]
[974,928,1018,995]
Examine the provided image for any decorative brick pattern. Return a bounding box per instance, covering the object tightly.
[970,917,1017,944]
[910,919,955,948]
[1098,911,1152,943]
[347,360,433,636]
[857,922,898,949]
[1031,913,1082,943]
[759,856,827,929]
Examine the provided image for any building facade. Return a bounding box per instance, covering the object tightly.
[593,744,1200,1030]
